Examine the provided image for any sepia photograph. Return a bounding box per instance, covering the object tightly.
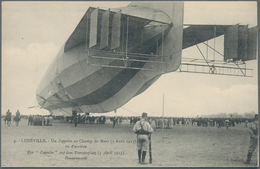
[1,1,258,167]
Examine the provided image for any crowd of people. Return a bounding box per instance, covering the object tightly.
[27,114,53,126]
[3,110,255,130]
[129,116,254,129]
[56,114,107,127]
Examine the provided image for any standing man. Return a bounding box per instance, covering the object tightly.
[15,110,21,126]
[28,114,32,125]
[113,116,117,128]
[244,114,258,164]
[225,119,229,129]
[49,115,53,126]
[44,116,47,126]
[133,112,153,164]
[72,110,77,127]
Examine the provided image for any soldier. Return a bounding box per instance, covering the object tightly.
[44,116,47,126]
[49,115,53,126]
[133,112,153,164]
[15,110,20,123]
[169,118,173,129]
[225,119,229,129]
[155,118,158,128]
[72,110,77,127]
[113,116,116,128]
[6,109,12,126]
[46,116,50,125]
[130,117,133,125]
[244,114,258,164]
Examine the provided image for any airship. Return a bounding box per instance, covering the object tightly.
[36,2,257,116]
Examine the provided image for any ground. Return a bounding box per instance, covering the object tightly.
[1,118,258,167]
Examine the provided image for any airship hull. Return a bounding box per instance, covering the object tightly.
[36,43,162,115]
[36,2,184,116]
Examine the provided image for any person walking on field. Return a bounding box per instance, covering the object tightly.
[244,114,258,164]
[133,112,153,164]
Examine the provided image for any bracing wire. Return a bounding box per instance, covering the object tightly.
[121,107,140,115]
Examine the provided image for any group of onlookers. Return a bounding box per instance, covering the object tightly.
[28,114,52,126]
[128,116,256,129]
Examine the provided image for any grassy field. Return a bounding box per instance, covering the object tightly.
[1,118,258,167]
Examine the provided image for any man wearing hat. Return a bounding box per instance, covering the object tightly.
[133,112,153,164]
[244,114,258,164]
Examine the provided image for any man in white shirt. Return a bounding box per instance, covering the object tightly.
[133,112,153,164]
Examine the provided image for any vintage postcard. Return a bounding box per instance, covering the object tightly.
[1,1,258,167]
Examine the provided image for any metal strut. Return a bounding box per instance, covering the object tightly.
[202,41,224,57]
[126,16,129,59]
[201,35,247,75]
[213,25,216,65]
[193,37,216,73]
[161,24,164,62]
[234,62,246,76]
[123,16,129,67]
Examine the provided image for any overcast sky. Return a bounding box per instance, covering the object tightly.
[2,1,258,117]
